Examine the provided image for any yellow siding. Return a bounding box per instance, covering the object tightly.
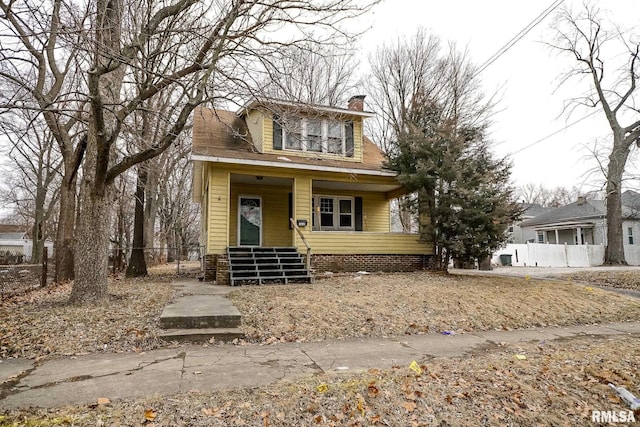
[259,110,363,163]
[294,177,312,248]
[352,120,363,162]
[207,168,229,254]
[305,232,432,255]
[264,116,273,152]
[245,110,264,152]
[229,184,293,247]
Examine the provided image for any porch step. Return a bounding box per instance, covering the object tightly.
[227,246,313,286]
[159,295,241,329]
[159,328,244,343]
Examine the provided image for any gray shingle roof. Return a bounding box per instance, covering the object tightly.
[0,232,26,241]
[520,200,606,227]
[622,190,640,210]
[520,203,553,219]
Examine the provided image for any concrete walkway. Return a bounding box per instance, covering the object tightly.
[2,321,639,409]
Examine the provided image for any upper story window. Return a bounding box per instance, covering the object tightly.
[273,115,354,157]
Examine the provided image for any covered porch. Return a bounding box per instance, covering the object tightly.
[535,222,596,245]
[201,165,432,282]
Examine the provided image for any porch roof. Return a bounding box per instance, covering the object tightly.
[191,107,396,177]
[533,222,596,231]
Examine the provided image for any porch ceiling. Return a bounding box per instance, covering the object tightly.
[313,180,401,192]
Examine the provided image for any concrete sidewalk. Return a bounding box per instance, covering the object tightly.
[2,321,639,409]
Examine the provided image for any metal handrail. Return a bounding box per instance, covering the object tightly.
[290,218,311,270]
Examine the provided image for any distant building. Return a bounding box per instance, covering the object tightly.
[507,203,554,244]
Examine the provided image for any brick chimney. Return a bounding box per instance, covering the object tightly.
[347,95,366,112]
[577,196,586,206]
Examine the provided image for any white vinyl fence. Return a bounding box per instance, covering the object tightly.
[492,243,640,267]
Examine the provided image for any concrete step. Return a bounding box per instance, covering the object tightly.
[159,295,241,329]
[159,328,244,343]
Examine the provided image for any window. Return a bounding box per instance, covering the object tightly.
[307,119,322,152]
[273,117,354,157]
[284,117,302,150]
[327,121,343,154]
[339,199,352,227]
[312,195,354,231]
[537,232,544,243]
[629,227,634,245]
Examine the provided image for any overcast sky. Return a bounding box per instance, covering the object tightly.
[357,0,640,193]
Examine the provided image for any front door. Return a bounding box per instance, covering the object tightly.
[239,196,262,246]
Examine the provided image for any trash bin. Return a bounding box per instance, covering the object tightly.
[499,254,512,266]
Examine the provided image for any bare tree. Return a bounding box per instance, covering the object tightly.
[1,0,378,303]
[259,42,361,106]
[0,111,61,264]
[550,4,640,264]
[516,183,585,207]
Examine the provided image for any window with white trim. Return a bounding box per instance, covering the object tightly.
[273,116,354,157]
[312,196,354,231]
[537,232,544,243]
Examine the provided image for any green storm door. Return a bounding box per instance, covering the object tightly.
[239,197,261,246]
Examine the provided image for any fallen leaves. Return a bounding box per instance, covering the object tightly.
[0,278,173,359]
[230,272,640,344]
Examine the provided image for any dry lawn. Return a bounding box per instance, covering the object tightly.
[0,277,174,359]
[230,272,640,343]
[2,335,639,426]
[2,271,640,425]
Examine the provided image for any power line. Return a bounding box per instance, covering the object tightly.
[474,0,565,78]
[509,109,601,155]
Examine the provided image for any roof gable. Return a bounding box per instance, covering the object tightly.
[191,106,392,174]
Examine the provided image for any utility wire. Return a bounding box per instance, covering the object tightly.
[474,0,565,77]
[509,109,601,155]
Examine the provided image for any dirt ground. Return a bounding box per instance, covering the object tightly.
[1,269,640,425]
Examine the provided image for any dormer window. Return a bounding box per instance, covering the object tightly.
[273,115,354,157]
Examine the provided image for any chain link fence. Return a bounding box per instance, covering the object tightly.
[1,245,205,298]
[110,246,205,278]
[0,247,50,297]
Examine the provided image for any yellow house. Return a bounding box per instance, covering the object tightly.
[191,96,433,285]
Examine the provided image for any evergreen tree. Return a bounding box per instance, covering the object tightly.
[388,95,521,270]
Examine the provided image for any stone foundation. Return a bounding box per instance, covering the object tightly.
[215,255,229,286]
[203,254,217,281]
[311,254,433,273]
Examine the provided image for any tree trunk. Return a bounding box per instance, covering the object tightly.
[144,164,158,265]
[69,184,111,303]
[604,140,628,264]
[126,167,148,277]
[54,175,76,282]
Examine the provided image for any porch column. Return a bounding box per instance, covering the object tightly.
[292,177,312,249]
[208,168,230,253]
[576,227,582,245]
[554,229,559,244]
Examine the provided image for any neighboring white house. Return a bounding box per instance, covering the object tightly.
[507,203,553,244]
[0,227,53,264]
[494,191,640,267]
